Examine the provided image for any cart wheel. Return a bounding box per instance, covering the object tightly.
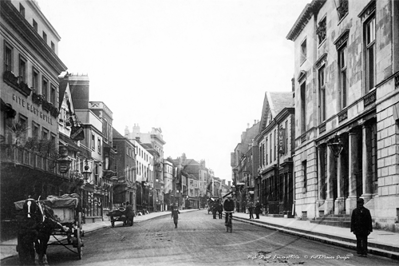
[77,212,83,259]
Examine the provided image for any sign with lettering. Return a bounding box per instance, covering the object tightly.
[71,126,84,141]
[278,126,285,154]
[12,94,53,125]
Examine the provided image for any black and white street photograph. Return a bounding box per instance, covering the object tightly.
[1,0,399,265]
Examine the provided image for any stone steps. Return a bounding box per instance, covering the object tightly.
[310,214,352,228]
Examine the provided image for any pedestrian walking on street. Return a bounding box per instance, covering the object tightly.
[223,195,235,225]
[248,201,254,219]
[351,198,372,257]
[218,202,223,219]
[124,201,135,226]
[255,200,261,219]
[171,204,180,228]
[212,200,218,219]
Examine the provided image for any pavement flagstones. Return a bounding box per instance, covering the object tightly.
[1,209,398,262]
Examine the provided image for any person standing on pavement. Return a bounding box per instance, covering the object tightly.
[171,203,180,228]
[248,201,254,219]
[254,200,261,219]
[351,198,372,257]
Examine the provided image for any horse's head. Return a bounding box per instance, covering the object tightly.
[22,198,44,222]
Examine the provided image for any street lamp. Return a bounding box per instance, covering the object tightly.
[328,135,344,158]
[82,159,92,183]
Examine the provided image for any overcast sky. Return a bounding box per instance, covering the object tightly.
[39,0,310,181]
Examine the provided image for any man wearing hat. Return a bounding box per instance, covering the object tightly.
[223,194,235,225]
[351,198,372,257]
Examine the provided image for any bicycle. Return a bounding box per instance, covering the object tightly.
[225,211,233,233]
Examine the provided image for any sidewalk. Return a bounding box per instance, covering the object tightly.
[0,209,193,261]
[231,212,399,260]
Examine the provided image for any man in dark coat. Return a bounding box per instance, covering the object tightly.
[351,198,372,257]
[223,195,235,225]
[212,200,218,219]
[248,201,254,219]
[254,200,261,219]
[171,203,180,228]
[217,202,223,219]
[124,201,135,226]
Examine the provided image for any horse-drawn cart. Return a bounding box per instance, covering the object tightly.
[47,195,84,259]
[14,194,84,265]
[106,207,133,227]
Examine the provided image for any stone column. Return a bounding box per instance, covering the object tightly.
[362,124,372,202]
[325,146,334,214]
[346,130,358,214]
[335,151,345,214]
[317,146,324,216]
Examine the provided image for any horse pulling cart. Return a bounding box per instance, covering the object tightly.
[14,194,84,265]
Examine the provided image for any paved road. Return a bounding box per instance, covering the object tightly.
[3,210,398,266]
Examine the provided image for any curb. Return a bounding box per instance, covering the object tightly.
[233,216,399,260]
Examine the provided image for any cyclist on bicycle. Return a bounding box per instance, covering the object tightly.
[223,194,234,225]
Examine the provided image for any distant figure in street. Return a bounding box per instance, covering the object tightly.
[124,201,135,226]
[223,195,235,225]
[217,202,223,219]
[351,198,372,257]
[248,201,254,219]
[212,200,218,219]
[171,204,180,228]
[255,200,261,219]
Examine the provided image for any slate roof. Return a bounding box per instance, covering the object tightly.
[259,91,293,132]
[113,127,125,139]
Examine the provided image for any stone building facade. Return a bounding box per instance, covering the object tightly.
[287,0,399,230]
[1,0,67,238]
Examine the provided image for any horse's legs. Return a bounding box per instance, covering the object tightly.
[18,232,36,266]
